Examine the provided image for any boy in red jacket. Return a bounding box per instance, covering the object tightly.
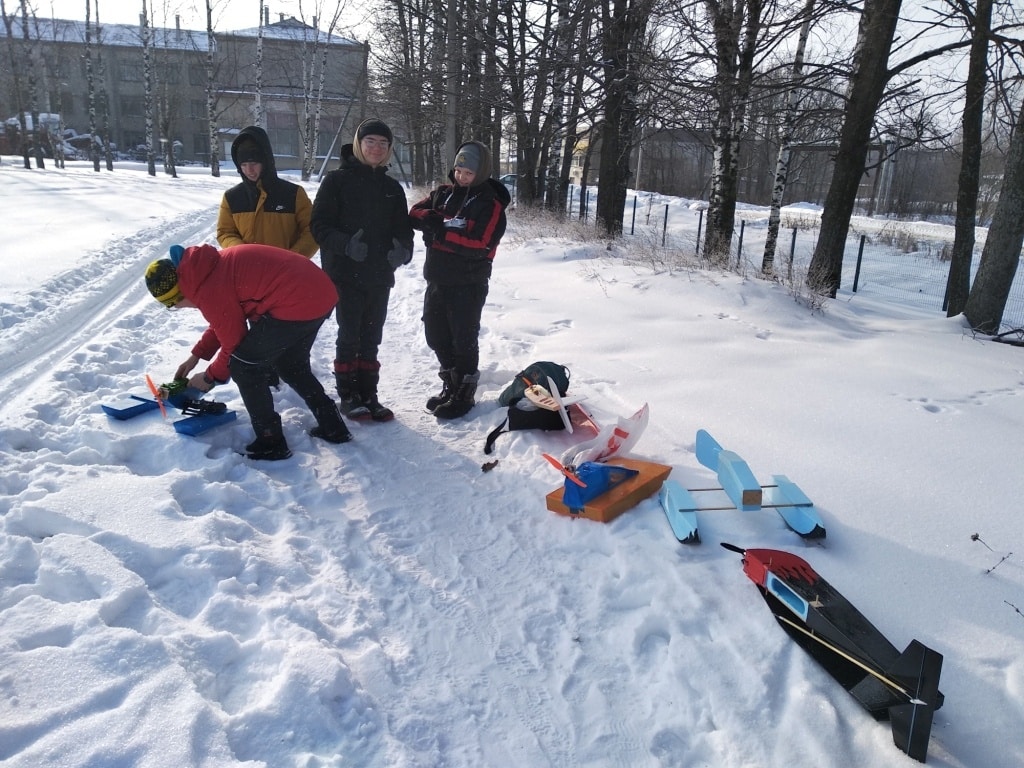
[145,243,349,460]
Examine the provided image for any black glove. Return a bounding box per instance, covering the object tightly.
[386,238,411,268]
[345,229,368,262]
[420,211,444,235]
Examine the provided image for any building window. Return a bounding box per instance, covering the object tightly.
[189,64,206,86]
[315,115,341,157]
[120,61,143,82]
[194,133,209,165]
[157,64,181,85]
[191,100,206,119]
[267,112,296,156]
[120,96,145,117]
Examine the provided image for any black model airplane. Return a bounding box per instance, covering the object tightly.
[722,543,944,763]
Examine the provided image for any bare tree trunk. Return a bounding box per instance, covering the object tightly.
[945,0,991,317]
[579,127,597,221]
[596,0,649,236]
[806,0,901,296]
[19,0,44,168]
[483,2,502,174]
[702,0,763,264]
[443,0,459,165]
[762,0,815,276]
[254,0,264,128]
[142,0,156,176]
[558,11,591,215]
[205,0,220,177]
[963,95,1024,334]
[95,1,113,171]
[85,0,101,172]
[1,0,31,169]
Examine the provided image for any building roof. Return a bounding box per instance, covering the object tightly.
[13,16,360,51]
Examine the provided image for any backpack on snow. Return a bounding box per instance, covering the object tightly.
[484,401,566,455]
[497,361,570,407]
[485,362,572,454]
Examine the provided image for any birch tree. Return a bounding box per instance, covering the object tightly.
[85,0,100,172]
[95,0,114,171]
[203,0,220,177]
[18,0,44,168]
[254,0,264,127]
[761,0,816,276]
[297,2,346,181]
[141,0,156,176]
[700,0,764,261]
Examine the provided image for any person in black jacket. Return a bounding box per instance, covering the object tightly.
[310,118,414,421]
[409,140,511,419]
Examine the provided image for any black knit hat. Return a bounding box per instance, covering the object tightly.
[356,118,393,144]
[236,140,264,164]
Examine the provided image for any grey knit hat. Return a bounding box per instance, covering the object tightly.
[453,144,482,174]
[452,141,492,181]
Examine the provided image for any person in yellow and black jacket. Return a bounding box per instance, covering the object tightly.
[217,126,318,258]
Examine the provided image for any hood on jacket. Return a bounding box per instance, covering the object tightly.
[176,244,221,298]
[487,177,513,210]
[447,140,495,188]
[231,126,278,182]
[351,118,395,167]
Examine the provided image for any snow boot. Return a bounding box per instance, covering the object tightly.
[334,361,369,419]
[433,371,479,420]
[309,400,352,444]
[356,361,394,422]
[426,368,454,412]
[245,418,292,461]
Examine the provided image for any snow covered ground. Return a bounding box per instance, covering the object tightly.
[1,159,1022,767]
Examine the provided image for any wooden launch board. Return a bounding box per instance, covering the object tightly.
[546,458,672,523]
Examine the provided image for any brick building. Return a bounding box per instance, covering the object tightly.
[1,13,368,170]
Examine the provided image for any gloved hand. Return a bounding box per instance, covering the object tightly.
[386,238,411,268]
[345,229,368,262]
[420,211,444,235]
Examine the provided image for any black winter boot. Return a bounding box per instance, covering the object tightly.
[433,371,479,420]
[245,418,292,460]
[334,362,369,419]
[309,400,352,444]
[426,368,454,412]
[356,364,394,422]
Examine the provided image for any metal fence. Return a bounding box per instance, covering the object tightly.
[612,192,1024,334]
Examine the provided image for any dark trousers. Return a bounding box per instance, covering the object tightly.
[422,281,488,374]
[332,279,392,365]
[229,314,334,434]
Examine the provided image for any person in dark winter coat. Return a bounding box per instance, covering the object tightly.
[144,243,351,461]
[310,118,414,421]
[217,125,318,258]
[409,140,511,419]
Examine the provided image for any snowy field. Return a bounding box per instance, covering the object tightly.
[1,158,1022,767]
